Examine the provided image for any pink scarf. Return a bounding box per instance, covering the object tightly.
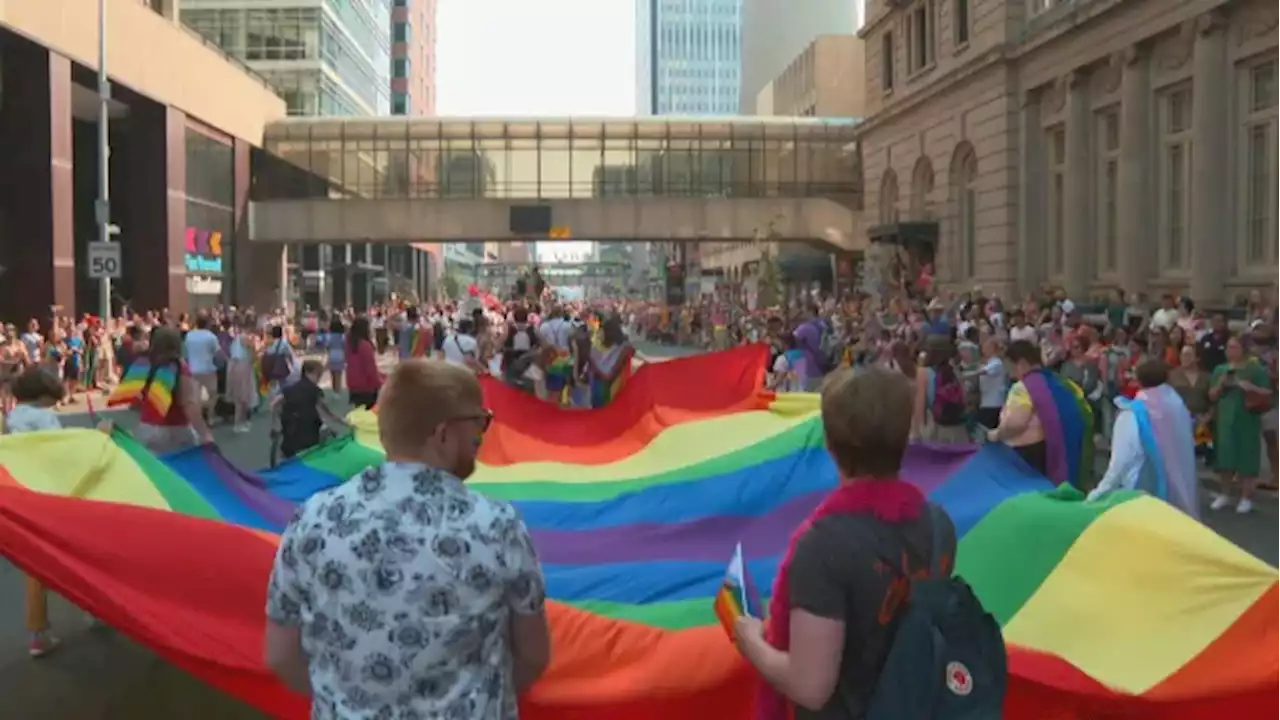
[754,478,927,720]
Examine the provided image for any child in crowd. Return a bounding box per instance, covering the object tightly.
[3,367,66,658]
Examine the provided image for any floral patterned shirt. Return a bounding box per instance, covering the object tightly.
[266,461,546,720]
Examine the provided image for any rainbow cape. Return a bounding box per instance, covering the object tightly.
[1019,367,1094,488]
[0,346,1274,720]
[106,359,176,417]
[589,344,633,409]
[408,326,432,358]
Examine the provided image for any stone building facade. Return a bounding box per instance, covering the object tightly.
[858,0,1277,304]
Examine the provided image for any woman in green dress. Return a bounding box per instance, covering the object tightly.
[1208,335,1272,514]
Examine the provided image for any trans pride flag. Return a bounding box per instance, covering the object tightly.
[0,346,1273,720]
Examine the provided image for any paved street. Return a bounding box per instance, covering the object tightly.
[0,346,1274,718]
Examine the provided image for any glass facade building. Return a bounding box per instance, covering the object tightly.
[183,0,396,309]
[184,128,236,309]
[182,1,391,117]
[255,117,860,201]
[636,0,742,116]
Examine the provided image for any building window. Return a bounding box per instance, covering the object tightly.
[879,170,900,224]
[1242,59,1277,268]
[392,92,409,115]
[952,148,978,280]
[882,31,894,92]
[1029,0,1067,15]
[906,1,935,75]
[1159,86,1193,270]
[1047,126,1066,275]
[1245,125,1273,262]
[1096,109,1120,275]
[244,8,320,61]
[393,57,410,78]
[954,0,970,46]
[393,21,410,43]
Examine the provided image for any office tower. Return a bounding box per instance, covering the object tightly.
[182,0,404,309]
[388,0,440,300]
[390,0,437,116]
[635,0,742,116]
[182,0,392,116]
[739,0,860,114]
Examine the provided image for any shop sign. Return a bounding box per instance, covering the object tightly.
[185,227,224,274]
[186,275,223,296]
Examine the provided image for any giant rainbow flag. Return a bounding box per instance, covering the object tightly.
[0,345,1274,720]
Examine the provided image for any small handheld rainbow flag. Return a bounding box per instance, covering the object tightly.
[107,360,176,418]
[713,542,761,638]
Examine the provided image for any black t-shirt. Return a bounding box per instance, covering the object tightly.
[787,505,956,720]
[279,377,323,452]
[1199,331,1227,372]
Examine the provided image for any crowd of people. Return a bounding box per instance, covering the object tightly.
[0,277,1276,720]
[670,286,1278,512]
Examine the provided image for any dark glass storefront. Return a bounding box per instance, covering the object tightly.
[185,201,232,311]
[185,127,234,308]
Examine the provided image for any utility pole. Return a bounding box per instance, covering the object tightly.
[96,0,114,318]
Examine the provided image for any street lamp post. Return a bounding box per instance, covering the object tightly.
[95,0,114,318]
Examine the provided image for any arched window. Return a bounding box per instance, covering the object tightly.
[910,157,935,219]
[879,169,900,224]
[950,143,978,281]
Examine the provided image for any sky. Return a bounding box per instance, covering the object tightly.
[435,0,637,261]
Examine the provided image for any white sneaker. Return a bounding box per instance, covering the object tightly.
[1236,498,1253,514]
[234,424,251,434]
[1210,493,1231,511]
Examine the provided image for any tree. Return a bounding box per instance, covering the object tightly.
[754,215,786,310]
[441,272,461,300]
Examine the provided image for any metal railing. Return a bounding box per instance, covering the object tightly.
[255,177,862,202]
[176,23,279,94]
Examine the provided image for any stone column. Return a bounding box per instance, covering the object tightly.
[1189,9,1230,304]
[1017,89,1045,297]
[121,101,187,313]
[1062,69,1092,300]
[1116,45,1152,297]
[163,107,189,314]
[0,39,75,323]
[232,137,281,311]
[232,136,249,306]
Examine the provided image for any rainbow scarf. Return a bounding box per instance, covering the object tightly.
[757,479,929,720]
[107,360,177,418]
[1120,385,1200,520]
[1020,368,1094,488]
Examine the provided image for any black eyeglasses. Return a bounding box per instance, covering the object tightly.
[450,408,493,434]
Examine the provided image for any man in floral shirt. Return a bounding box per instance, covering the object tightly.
[265,360,550,719]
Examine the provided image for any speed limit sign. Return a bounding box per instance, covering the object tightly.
[87,242,122,279]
